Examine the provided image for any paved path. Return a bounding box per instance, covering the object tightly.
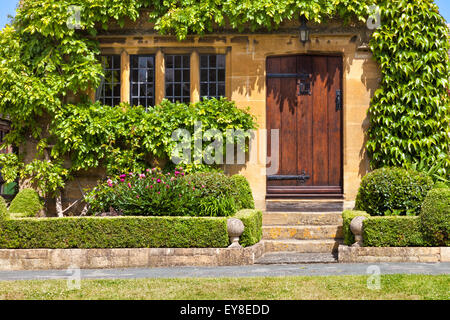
[0,262,449,281]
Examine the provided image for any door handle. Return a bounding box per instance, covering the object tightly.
[336,89,342,111]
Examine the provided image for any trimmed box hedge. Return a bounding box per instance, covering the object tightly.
[0,216,230,249]
[234,209,262,247]
[420,188,450,246]
[0,209,263,249]
[362,216,427,247]
[342,210,370,245]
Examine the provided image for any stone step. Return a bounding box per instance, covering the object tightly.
[266,200,344,212]
[264,239,342,253]
[263,225,343,240]
[255,252,338,264]
[263,212,343,226]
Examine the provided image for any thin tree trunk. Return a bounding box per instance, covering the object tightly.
[80,204,89,216]
[55,192,64,217]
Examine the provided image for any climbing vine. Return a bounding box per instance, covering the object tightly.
[368,0,450,179]
[0,0,448,202]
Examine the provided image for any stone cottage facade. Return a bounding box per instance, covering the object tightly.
[17,12,380,213]
[84,13,380,210]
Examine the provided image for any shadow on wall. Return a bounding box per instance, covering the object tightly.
[344,49,380,179]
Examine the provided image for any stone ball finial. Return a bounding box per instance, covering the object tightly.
[350,216,367,247]
[227,218,245,248]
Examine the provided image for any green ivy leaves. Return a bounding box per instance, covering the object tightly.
[368,0,450,179]
[50,98,256,179]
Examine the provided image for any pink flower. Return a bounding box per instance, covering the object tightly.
[145,186,149,189]
[107,179,113,187]
[157,191,160,194]
[120,178,125,182]
[146,168,151,172]
[174,171,180,175]
[192,187,195,190]
[119,174,126,178]
[150,185,153,188]
[139,173,146,179]
[179,194,182,197]
[129,172,133,176]
[181,172,185,176]
[201,185,205,188]
[166,185,170,188]
[157,179,161,183]
[136,195,140,199]
[128,182,132,188]
[170,177,175,181]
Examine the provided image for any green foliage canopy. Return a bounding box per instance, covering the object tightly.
[0,0,448,197]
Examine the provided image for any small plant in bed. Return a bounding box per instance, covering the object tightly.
[85,168,254,217]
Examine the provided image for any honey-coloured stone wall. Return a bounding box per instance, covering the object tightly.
[19,19,381,213]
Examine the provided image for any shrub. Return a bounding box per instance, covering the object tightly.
[433,182,450,190]
[184,171,237,216]
[342,210,370,245]
[235,209,262,247]
[186,172,255,213]
[355,167,433,216]
[0,216,229,249]
[362,216,427,247]
[420,188,450,246]
[85,169,254,217]
[230,175,255,210]
[0,196,9,221]
[8,188,42,218]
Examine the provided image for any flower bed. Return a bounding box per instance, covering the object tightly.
[85,168,254,217]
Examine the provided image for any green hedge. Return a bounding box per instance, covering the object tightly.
[420,188,450,246]
[355,167,433,216]
[342,210,370,245]
[230,175,255,211]
[0,197,8,221]
[362,216,427,247]
[8,188,43,218]
[0,209,263,249]
[234,209,262,247]
[0,216,229,249]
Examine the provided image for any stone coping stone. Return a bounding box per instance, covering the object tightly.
[0,242,265,271]
[338,245,450,263]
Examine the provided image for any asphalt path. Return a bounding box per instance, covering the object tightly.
[0,262,449,281]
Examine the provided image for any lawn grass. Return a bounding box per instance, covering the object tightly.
[0,274,448,300]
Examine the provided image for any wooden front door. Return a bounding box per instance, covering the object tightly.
[266,55,343,197]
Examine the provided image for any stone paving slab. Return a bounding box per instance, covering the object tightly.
[0,262,448,281]
[255,252,338,264]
